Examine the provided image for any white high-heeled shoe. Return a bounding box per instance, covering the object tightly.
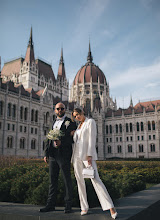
[111,212,118,219]
[81,210,88,216]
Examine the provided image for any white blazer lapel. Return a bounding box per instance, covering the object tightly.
[78,118,88,140]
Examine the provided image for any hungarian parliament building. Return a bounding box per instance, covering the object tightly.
[0,28,160,159]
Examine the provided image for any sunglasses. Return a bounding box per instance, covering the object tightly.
[56,107,65,111]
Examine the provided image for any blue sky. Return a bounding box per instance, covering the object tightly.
[1,0,160,108]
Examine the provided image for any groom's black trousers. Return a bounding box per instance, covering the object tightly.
[47,156,72,207]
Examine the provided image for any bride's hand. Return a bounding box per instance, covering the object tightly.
[70,130,75,136]
[87,156,92,166]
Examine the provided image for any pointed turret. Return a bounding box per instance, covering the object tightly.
[25,27,35,63]
[57,47,66,79]
[130,95,133,107]
[87,41,93,63]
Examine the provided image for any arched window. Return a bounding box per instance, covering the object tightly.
[108,146,112,154]
[126,123,129,132]
[46,112,49,125]
[128,144,132,153]
[20,138,25,149]
[35,110,38,122]
[7,136,13,148]
[20,106,23,120]
[31,109,34,122]
[130,123,132,132]
[141,122,144,131]
[86,98,91,111]
[109,125,112,134]
[24,108,28,121]
[7,103,12,117]
[117,145,122,153]
[139,144,144,152]
[31,139,36,149]
[43,141,45,151]
[119,124,122,133]
[137,122,139,132]
[0,101,4,116]
[106,125,108,134]
[12,104,16,118]
[150,143,155,152]
[116,124,118,133]
[152,121,155,130]
[148,121,151,131]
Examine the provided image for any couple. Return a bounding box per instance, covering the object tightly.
[40,102,117,219]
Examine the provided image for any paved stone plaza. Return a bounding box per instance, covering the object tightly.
[0,184,160,220]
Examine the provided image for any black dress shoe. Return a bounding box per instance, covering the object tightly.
[64,202,72,213]
[39,206,55,212]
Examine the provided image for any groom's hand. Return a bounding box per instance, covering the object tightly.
[44,156,48,163]
[54,140,61,147]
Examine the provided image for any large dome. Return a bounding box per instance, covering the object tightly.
[73,43,107,85]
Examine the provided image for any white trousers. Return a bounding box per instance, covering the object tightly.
[73,157,114,211]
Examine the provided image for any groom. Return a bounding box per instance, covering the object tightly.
[40,102,76,213]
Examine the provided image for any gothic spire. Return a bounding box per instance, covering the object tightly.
[25,27,35,63]
[87,40,93,63]
[130,95,133,107]
[58,47,66,78]
[28,26,33,48]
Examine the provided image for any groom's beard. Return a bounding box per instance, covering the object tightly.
[56,112,65,118]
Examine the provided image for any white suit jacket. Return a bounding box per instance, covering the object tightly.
[72,117,98,162]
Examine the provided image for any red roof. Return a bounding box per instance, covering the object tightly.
[36,59,56,82]
[73,62,106,85]
[1,58,24,77]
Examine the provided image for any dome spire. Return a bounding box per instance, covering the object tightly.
[87,40,93,63]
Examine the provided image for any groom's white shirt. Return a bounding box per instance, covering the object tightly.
[72,117,98,161]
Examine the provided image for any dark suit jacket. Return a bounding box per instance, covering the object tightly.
[45,116,77,161]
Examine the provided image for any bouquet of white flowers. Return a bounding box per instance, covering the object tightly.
[46,128,64,141]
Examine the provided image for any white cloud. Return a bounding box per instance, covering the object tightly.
[109,60,160,88]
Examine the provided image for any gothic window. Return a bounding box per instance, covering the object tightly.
[130,123,133,132]
[109,125,112,134]
[20,138,25,149]
[24,108,28,121]
[107,146,112,154]
[46,112,49,125]
[117,145,122,153]
[128,144,132,153]
[86,90,89,94]
[139,144,144,152]
[119,124,122,133]
[0,101,3,116]
[106,125,108,134]
[148,121,151,131]
[43,141,45,151]
[152,121,155,130]
[31,109,34,122]
[141,122,144,131]
[137,122,139,132]
[86,99,90,111]
[150,143,155,152]
[12,104,16,118]
[20,106,23,120]
[7,103,12,117]
[126,123,129,132]
[31,139,36,149]
[35,110,38,122]
[7,136,13,148]
[116,124,118,133]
